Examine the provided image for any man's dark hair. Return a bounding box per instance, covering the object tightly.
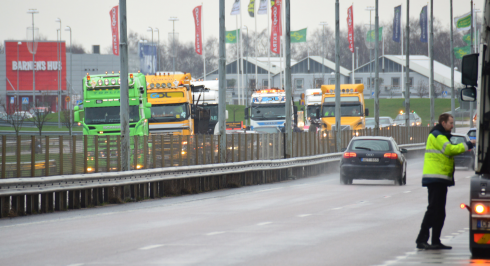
[439,113,453,124]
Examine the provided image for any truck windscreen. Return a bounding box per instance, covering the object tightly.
[321,104,362,117]
[201,105,218,122]
[307,105,321,119]
[85,105,140,124]
[251,104,286,120]
[149,103,189,123]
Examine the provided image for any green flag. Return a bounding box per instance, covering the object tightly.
[454,46,471,59]
[462,33,472,45]
[366,27,383,42]
[225,29,240,44]
[454,12,472,32]
[291,28,307,43]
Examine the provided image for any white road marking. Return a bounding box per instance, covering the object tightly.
[403,191,411,193]
[139,244,164,250]
[297,214,311,218]
[66,264,84,266]
[332,207,343,210]
[257,222,272,226]
[206,231,225,236]
[384,196,391,198]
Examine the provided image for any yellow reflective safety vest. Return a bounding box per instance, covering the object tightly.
[422,125,473,186]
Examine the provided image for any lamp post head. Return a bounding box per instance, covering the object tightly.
[168,17,179,21]
[64,26,71,31]
[154,28,159,32]
[365,6,375,11]
[319,22,328,26]
[27,9,39,14]
[147,27,153,32]
[55,18,61,23]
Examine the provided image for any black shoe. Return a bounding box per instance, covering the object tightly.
[416,242,432,249]
[430,243,452,250]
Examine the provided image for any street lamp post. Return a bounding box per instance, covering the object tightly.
[169,17,179,76]
[155,28,160,72]
[17,42,21,108]
[243,25,249,118]
[147,27,154,74]
[27,9,39,105]
[319,22,328,86]
[55,18,62,128]
[366,6,375,93]
[65,26,72,135]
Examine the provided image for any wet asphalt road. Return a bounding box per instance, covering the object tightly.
[0,156,486,266]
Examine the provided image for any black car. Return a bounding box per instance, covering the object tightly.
[450,133,475,170]
[340,136,407,185]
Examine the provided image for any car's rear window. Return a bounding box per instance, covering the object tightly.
[350,139,391,151]
[450,136,467,145]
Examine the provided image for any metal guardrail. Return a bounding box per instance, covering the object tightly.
[0,143,425,197]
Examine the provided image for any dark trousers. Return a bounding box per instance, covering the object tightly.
[416,183,448,245]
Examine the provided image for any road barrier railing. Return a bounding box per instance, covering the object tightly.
[0,126,430,179]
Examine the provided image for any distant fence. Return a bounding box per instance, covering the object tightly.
[0,126,430,179]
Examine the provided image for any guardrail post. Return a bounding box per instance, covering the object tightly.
[26,194,32,215]
[16,195,25,216]
[103,187,109,203]
[195,135,199,165]
[256,134,259,160]
[152,135,156,168]
[106,136,111,172]
[72,136,77,174]
[250,134,254,160]
[161,135,165,167]
[80,189,89,208]
[244,134,248,161]
[231,134,235,162]
[95,136,100,173]
[1,136,5,179]
[16,135,21,177]
[143,135,148,169]
[0,196,8,217]
[134,136,139,170]
[210,135,215,164]
[31,136,35,177]
[170,135,174,167]
[55,191,65,211]
[45,136,50,176]
[59,136,64,175]
[238,134,241,162]
[48,192,54,212]
[179,135,183,166]
[83,136,88,174]
[141,182,148,199]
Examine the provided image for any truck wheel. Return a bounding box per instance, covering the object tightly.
[471,247,489,258]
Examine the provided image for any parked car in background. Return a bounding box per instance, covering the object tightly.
[29,106,50,114]
[365,117,395,129]
[0,112,7,121]
[12,111,33,119]
[394,111,422,126]
[340,136,407,185]
[451,133,475,170]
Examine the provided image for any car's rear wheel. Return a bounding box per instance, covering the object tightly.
[469,159,475,171]
[402,171,407,185]
[395,174,404,186]
[340,175,352,185]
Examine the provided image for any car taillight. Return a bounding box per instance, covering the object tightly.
[343,152,357,158]
[384,153,398,159]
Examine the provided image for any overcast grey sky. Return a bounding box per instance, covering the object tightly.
[0,0,484,52]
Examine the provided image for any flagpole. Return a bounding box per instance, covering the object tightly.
[255,0,258,90]
[282,1,286,89]
[280,37,283,90]
[450,0,455,132]
[236,16,241,105]
[240,2,244,105]
[267,0,271,89]
[352,3,355,83]
[202,3,206,80]
[401,5,404,95]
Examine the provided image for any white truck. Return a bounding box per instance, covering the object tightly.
[244,89,297,132]
[303,88,322,132]
[191,80,224,134]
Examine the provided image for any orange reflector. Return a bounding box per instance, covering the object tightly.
[130,73,133,79]
[475,204,485,214]
[461,203,466,209]
[87,75,90,81]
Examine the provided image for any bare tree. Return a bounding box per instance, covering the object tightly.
[67,43,86,54]
[61,110,74,135]
[433,82,444,98]
[0,98,27,136]
[415,80,429,98]
[31,103,51,136]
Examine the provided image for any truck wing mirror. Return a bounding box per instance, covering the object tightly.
[461,53,479,86]
[461,87,477,102]
[365,108,369,116]
[244,107,249,120]
[145,102,152,108]
[226,110,229,120]
[74,111,80,122]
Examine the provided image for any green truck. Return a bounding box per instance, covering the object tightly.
[74,72,151,172]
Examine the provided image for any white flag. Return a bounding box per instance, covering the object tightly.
[231,0,241,15]
[454,11,473,32]
[257,0,267,15]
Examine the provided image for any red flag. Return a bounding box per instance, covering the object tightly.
[110,6,119,56]
[270,0,282,54]
[347,5,354,53]
[193,6,203,55]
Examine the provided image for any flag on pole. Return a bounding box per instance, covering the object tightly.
[454,12,472,32]
[454,46,471,59]
[248,0,255,17]
[226,29,240,43]
[392,5,401,43]
[257,0,267,15]
[270,0,282,54]
[231,0,241,15]
[109,6,119,56]
[419,5,428,43]
[347,5,354,53]
[193,6,202,55]
[291,28,307,43]
[463,33,472,44]
[366,27,383,43]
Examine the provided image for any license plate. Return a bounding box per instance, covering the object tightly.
[362,158,379,162]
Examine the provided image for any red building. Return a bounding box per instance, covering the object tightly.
[4,41,67,112]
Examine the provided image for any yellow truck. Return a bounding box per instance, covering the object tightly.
[319,84,368,131]
[146,73,194,135]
